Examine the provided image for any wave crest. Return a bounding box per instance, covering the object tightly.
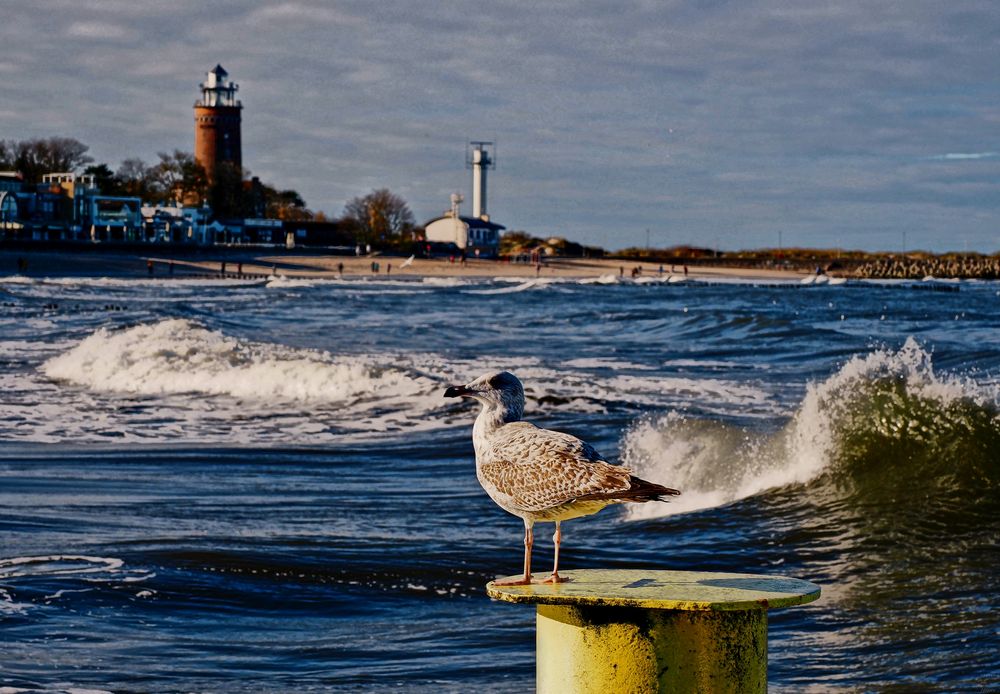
[623,338,1000,519]
[42,319,433,404]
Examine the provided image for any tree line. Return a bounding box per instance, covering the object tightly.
[0,136,420,246]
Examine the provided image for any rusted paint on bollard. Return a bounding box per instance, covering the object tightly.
[487,569,820,694]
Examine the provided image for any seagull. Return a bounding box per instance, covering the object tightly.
[445,371,680,585]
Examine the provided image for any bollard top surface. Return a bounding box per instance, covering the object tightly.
[487,569,820,611]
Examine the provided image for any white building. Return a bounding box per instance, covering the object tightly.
[141,204,212,244]
[424,191,504,257]
[424,212,504,257]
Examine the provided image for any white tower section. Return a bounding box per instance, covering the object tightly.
[468,141,495,221]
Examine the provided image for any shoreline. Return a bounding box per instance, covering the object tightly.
[2,249,810,282]
[4,247,997,282]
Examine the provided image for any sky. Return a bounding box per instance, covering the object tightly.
[2,0,998,252]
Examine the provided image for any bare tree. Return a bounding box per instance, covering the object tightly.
[0,141,14,170]
[343,188,415,244]
[0,137,93,183]
[265,188,312,221]
[116,158,154,199]
[154,150,208,205]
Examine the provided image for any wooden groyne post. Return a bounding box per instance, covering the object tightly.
[487,569,821,693]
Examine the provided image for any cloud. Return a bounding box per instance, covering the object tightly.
[65,21,130,40]
[2,1,999,251]
[929,152,999,161]
[245,2,361,25]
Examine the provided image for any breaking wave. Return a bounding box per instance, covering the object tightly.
[623,338,1000,519]
[42,319,434,404]
[26,319,778,444]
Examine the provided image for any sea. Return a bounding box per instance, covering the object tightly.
[0,271,998,692]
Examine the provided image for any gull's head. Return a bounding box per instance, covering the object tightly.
[444,371,525,420]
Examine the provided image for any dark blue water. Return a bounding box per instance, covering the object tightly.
[1,274,998,691]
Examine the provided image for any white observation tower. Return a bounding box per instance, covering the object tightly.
[467,141,495,221]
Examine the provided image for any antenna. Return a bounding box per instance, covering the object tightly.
[466,141,496,170]
[449,193,463,219]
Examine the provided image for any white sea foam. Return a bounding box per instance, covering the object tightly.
[0,555,124,578]
[562,357,656,371]
[661,358,751,369]
[0,555,156,617]
[42,319,433,404]
[623,338,996,519]
[577,274,620,285]
[26,319,463,442]
[463,278,557,295]
[420,276,467,287]
[37,277,261,288]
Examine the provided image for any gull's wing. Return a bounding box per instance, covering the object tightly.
[479,421,636,512]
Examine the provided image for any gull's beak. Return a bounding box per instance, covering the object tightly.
[444,385,473,398]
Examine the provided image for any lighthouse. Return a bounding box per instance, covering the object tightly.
[194,65,242,184]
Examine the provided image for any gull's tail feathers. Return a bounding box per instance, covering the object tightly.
[624,475,681,503]
[575,475,680,504]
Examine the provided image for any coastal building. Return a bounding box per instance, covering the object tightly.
[194,65,242,186]
[42,174,143,242]
[0,171,23,193]
[423,142,506,257]
[424,193,504,257]
[203,218,351,248]
[0,172,24,234]
[141,204,212,244]
[0,173,142,242]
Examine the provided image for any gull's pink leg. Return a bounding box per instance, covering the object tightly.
[542,521,568,584]
[493,520,534,586]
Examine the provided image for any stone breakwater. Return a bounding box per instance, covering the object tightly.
[851,256,1000,280]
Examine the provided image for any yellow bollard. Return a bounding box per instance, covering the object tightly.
[487,569,820,694]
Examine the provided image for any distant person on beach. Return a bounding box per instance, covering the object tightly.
[220,261,226,276]
[337,261,344,276]
[535,261,541,277]
[147,259,154,276]
[237,262,243,277]
[659,265,664,276]
[387,263,391,275]
[619,266,624,277]
[683,265,689,277]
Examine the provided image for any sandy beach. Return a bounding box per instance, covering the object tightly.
[2,248,810,282]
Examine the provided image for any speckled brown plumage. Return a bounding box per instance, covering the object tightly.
[444,370,679,584]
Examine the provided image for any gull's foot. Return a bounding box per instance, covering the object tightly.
[493,574,533,586]
[541,573,569,584]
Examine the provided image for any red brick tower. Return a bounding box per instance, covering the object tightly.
[194,65,242,184]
